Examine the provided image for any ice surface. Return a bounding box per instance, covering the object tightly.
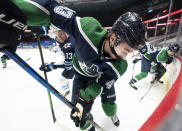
[0,49,172,131]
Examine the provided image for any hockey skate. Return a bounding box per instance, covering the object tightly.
[150,79,155,84]
[151,78,164,84]
[60,83,70,97]
[110,114,120,127]
[2,63,7,68]
[129,79,138,90]
[157,80,164,83]
[155,79,164,84]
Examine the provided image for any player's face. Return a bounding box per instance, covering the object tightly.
[55,30,67,43]
[109,33,133,59]
[167,50,176,56]
[114,42,134,59]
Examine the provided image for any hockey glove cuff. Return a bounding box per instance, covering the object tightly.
[64,61,73,70]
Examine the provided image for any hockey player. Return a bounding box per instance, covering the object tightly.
[129,42,180,90]
[69,12,146,130]
[0,0,146,131]
[40,29,75,96]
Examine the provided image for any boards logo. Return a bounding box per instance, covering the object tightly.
[0,13,27,31]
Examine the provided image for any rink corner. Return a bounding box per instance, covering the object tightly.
[139,57,182,131]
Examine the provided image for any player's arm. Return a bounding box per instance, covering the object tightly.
[157,48,169,62]
[11,0,51,26]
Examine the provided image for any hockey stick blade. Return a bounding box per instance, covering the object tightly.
[129,83,138,90]
[55,120,71,131]
[25,58,30,61]
[131,85,138,90]
[88,119,105,131]
[2,49,103,130]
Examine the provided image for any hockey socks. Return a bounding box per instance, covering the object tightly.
[102,102,120,127]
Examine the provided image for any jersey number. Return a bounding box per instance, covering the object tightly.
[65,53,72,59]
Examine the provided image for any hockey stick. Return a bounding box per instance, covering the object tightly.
[131,63,135,80]
[140,83,155,101]
[25,57,30,61]
[2,49,105,131]
[36,36,57,123]
[129,63,138,90]
[129,52,138,90]
[54,64,65,69]
[140,64,168,101]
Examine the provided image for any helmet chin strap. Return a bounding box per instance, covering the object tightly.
[109,40,122,60]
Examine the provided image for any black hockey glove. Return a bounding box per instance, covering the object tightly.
[166,57,173,64]
[70,94,94,129]
[132,59,141,64]
[39,62,55,72]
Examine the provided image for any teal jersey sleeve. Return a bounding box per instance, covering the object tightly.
[109,60,128,77]
[156,48,169,62]
[11,0,50,26]
[80,17,108,48]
